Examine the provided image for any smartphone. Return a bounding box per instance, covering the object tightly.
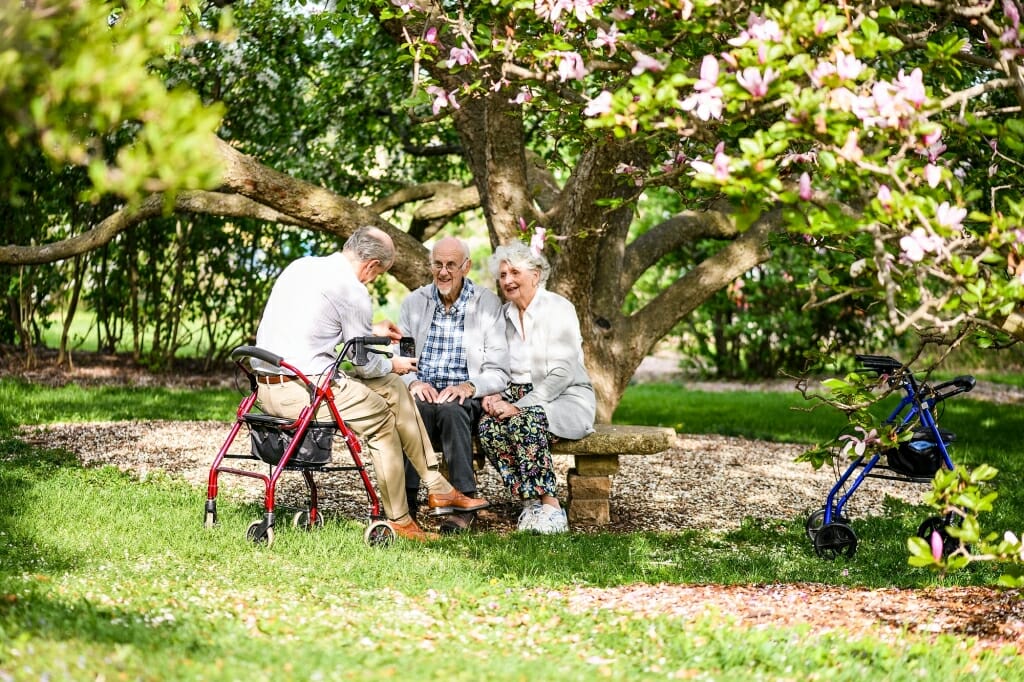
[399,337,416,358]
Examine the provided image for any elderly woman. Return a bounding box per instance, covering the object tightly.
[478,240,596,533]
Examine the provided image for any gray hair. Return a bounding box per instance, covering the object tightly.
[488,240,550,286]
[344,226,394,268]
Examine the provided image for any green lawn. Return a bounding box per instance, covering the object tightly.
[1,378,1022,680]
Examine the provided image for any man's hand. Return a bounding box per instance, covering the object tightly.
[410,380,439,403]
[412,381,474,404]
[373,319,402,342]
[391,356,418,376]
[437,382,475,405]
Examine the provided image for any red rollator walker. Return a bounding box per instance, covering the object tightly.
[204,336,397,547]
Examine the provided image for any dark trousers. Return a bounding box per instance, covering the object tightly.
[405,398,483,496]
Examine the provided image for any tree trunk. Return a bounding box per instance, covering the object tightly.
[57,254,85,369]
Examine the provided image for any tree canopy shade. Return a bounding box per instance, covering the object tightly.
[4,0,1024,419]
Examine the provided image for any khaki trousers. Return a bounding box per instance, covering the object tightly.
[257,372,443,520]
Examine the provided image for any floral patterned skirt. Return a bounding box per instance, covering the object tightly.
[477,383,558,500]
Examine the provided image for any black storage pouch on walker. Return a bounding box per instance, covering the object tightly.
[885,429,953,478]
[249,422,334,466]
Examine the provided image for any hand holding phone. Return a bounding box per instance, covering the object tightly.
[399,337,416,358]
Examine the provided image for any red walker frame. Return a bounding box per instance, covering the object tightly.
[204,337,396,546]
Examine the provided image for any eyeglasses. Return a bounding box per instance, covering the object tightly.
[429,259,468,273]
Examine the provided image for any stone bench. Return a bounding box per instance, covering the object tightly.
[552,423,676,526]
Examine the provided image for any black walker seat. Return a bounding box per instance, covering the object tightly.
[807,354,976,560]
[204,337,398,547]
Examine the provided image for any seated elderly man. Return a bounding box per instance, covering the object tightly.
[399,236,509,533]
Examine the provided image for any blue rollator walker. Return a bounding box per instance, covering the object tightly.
[806,354,976,559]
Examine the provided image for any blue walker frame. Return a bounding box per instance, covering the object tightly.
[808,354,976,559]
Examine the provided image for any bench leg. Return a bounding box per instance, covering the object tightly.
[567,455,619,526]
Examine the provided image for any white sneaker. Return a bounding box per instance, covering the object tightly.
[533,505,568,534]
[517,502,543,531]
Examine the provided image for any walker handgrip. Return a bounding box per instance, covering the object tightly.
[359,336,393,346]
[855,354,903,376]
[932,375,976,400]
[230,345,284,367]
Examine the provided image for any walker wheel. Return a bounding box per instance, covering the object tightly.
[292,510,325,531]
[813,523,857,560]
[246,520,275,547]
[364,520,395,547]
[805,508,849,541]
[916,516,959,558]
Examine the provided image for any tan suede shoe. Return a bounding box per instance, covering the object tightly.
[390,518,440,542]
[426,489,490,515]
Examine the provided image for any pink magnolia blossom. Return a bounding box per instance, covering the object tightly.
[690,150,732,181]
[592,24,620,56]
[836,52,866,80]
[510,87,534,105]
[925,140,947,163]
[391,0,418,12]
[895,68,927,107]
[839,130,863,162]
[631,50,664,76]
[695,55,719,89]
[900,227,944,262]
[583,90,613,117]
[530,226,547,257]
[826,86,862,113]
[930,530,944,562]
[555,51,587,81]
[727,15,783,46]
[535,0,599,24]
[680,56,724,121]
[1006,0,1021,28]
[736,66,777,98]
[922,128,943,147]
[426,85,459,115]
[877,184,893,209]
[680,90,723,121]
[424,26,438,44]
[860,70,928,129]
[798,172,812,201]
[809,61,837,88]
[935,202,967,231]
[446,43,477,68]
[924,164,942,188]
[838,426,880,458]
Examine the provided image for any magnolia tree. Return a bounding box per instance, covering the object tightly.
[3,0,1024,578]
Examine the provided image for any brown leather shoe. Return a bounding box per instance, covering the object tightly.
[426,489,490,515]
[390,518,439,542]
[439,511,475,535]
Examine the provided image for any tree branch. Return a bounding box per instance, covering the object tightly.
[213,137,433,288]
[626,211,782,345]
[620,208,739,291]
[0,190,306,265]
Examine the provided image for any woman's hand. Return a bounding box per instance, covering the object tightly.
[484,397,519,419]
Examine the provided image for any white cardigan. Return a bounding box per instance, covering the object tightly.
[504,288,596,440]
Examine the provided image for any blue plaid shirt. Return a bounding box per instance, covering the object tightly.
[417,280,474,389]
